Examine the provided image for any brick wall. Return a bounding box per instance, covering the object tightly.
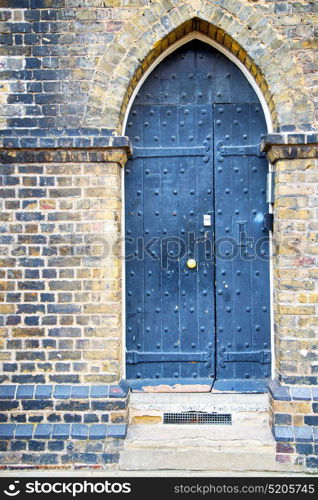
[0,1,317,133]
[0,382,129,469]
[275,153,318,384]
[269,380,318,470]
[263,137,318,386]
[263,138,318,472]
[0,142,129,385]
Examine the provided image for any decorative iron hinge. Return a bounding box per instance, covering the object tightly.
[216,140,265,162]
[132,146,204,158]
[219,348,271,368]
[126,351,208,364]
[205,343,214,369]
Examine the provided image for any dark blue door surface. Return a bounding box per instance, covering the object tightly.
[125,41,271,391]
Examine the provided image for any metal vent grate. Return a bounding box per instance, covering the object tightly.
[163,412,232,425]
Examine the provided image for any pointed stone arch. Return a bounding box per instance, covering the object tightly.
[82,0,314,133]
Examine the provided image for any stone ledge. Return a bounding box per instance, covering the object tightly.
[0,423,127,441]
[0,135,131,151]
[268,380,318,402]
[273,425,318,443]
[0,128,116,138]
[0,149,130,164]
[261,132,318,163]
[0,382,130,400]
[263,133,318,146]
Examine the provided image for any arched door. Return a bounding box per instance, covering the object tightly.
[125,40,271,392]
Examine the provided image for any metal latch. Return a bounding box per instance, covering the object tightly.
[126,351,208,364]
[203,214,212,226]
[263,213,273,232]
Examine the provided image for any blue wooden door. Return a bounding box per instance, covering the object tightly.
[125,41,271,391]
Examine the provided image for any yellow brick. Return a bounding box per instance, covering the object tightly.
[0,304,15,314]
[276,269,306,279]
[298,317,318,327]
[132,416,162,424]
[86,327,119,337]
[101,361,119,372]
[292,415,304,426]
[276,208,310,220]
[12,328,45,337]
[110,412,127,424]
[40,200,56,210]
[83,348,118,360]
[0,83,9,93]
[84,374,117,383]
[279,280,314,291]
[276,184,314,196]
[307,245,318,255]
[298,293,308,303]
[272,400,311,414]
[277,244,303,256]
[277,305,315,315]
[0,352,11,360]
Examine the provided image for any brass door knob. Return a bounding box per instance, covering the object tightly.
[187,258,197,269]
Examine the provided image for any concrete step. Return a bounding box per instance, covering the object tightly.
[128,392,269,425]
[123,421,274,448]
[119,394,302,472]
[120,448,300,472]
[119,424,300,472]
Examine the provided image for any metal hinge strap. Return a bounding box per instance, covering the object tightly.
[132,147,205,159]
[220,350,271,364]
[126,351,208,364]
[263,213,274,232]
[216,141,264,162]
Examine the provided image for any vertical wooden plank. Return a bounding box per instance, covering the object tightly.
[248,103,271,380]
[143,104,162,380]
[214,103,235,381]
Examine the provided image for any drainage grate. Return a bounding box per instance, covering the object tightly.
[163,412,232,425]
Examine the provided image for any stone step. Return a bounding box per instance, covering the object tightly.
[128,392,269,425]
[119,424,301,472]
[119,393,300,472]
[120,448,300,472]
[123,422,275,450]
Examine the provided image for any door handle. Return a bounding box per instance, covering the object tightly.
[187,259,197,269]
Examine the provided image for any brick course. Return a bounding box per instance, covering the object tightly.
[0,382,128,469]
[269,380,318,471]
